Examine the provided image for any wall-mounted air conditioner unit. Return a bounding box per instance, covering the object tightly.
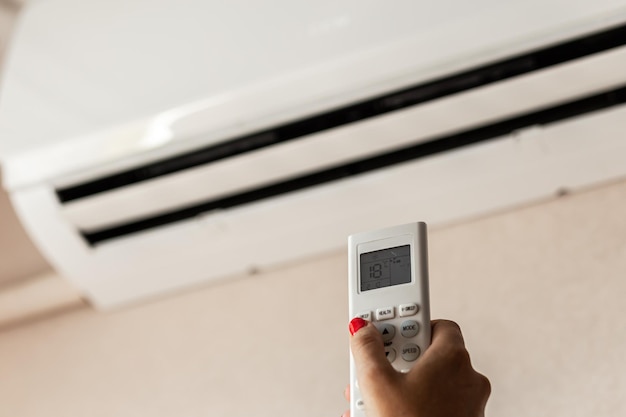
[1,0,626,308]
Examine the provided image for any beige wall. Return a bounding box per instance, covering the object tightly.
[0,174,51,285]
[0,178,625,417]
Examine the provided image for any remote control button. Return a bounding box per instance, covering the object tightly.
[377,323,396,342]
[401,343,421,362]
[376,307,395,321]
[400,320,419,338]
[385,347,397,363]
[400,368,411,373]
[356,399,365,410]
[399,303,419,317]
[357,311,372,321]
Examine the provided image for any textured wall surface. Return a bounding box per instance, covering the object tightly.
[0,179,624,417]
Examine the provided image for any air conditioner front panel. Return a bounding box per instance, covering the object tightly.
[58,45,626,232]
[10,103,626,308]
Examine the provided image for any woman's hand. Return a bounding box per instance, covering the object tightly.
[343,319,491,417]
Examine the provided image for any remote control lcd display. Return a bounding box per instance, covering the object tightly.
[360,245,411,291]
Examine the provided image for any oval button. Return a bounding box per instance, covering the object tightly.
[399,303,419,317]
[376,307,395,321]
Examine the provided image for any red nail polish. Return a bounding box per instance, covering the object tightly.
[349,317,368,335]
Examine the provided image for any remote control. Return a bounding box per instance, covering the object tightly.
[348,222,431,417]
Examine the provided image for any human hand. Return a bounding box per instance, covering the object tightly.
[342,319,490,417]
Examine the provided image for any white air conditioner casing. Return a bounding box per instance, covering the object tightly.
[1,0,626,308]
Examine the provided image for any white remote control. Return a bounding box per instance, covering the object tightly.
[348,222,431,417]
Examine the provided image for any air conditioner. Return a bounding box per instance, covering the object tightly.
[1,0,626,309]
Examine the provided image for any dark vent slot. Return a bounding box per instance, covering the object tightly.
[57,23,626,203]
[82,85,626,245]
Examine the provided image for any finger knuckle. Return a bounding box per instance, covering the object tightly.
[477,373,492,396]
[442,319,462,332]
[433,319,462,335]
[446,344,471,367]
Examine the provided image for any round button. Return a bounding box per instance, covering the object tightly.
[377,323,396,342]
[356,399,365,410]
[385,347,397,363]
[401,343,421,362]
[400,320,419,338]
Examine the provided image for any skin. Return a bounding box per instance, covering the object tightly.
[343,319,491,417]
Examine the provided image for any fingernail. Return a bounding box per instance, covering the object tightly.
[349,317,368,335]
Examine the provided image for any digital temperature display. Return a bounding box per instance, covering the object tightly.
[359,245,411,291]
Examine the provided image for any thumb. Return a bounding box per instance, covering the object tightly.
[349,318,396,382]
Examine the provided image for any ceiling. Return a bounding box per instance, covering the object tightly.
[4,0,620,161]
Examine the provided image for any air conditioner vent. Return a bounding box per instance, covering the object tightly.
[81,85,626,245]
[56,23,626,203]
